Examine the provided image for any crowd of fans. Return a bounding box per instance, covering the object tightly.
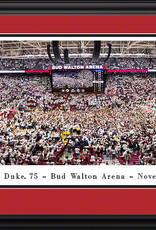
[0,57,155,70]
[0,65,155,165]
[53,70,93,89]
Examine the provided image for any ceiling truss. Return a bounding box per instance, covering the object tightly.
[0,40,155,59]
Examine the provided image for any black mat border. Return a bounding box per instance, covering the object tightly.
[0,0,156,15]
[0,185,156,188]
[0,34,156,37]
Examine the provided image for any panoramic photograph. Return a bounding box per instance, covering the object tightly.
[0,39,155,165]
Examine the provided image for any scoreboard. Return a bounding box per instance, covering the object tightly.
[93,70,107,93]
[51,69,107,94]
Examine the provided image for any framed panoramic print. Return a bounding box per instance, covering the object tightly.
[0,1,156,229]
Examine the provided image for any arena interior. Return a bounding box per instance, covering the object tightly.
[0,40,155,165]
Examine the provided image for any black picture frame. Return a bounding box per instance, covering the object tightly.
[0,215,156,230]
[0,1,156,229]
[0,0,155,15]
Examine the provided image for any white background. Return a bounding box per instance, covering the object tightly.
[0,166,156,186]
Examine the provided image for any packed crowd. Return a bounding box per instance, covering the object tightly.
[0,70,155,165]
[53,70,93,88]
[0,58,155,70]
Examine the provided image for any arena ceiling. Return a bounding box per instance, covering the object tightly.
[0,40,156,59]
